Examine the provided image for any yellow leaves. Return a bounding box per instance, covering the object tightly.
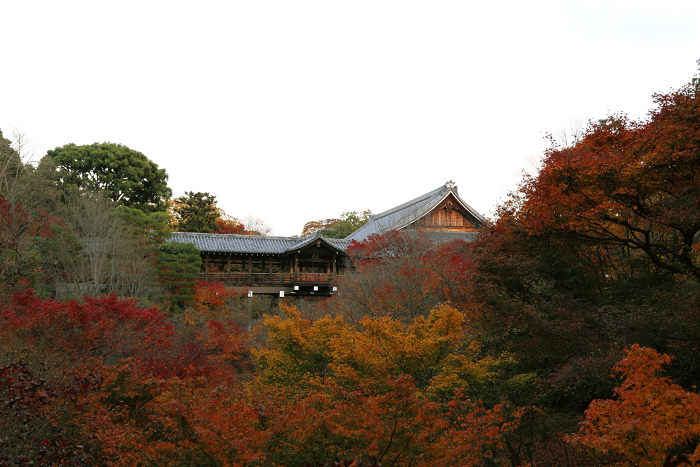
[255,303,473,390]
[254,302,529,408]
[248,303,538,465]
[254,306,347,386]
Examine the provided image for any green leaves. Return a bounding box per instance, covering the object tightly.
[172,191,219,233]
[46,142,172,213]
[325,210,373,238]
[156,241,201,309]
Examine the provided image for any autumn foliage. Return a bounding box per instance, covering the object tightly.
[510,75,700,281]
[568,345,700,466]
[340,230,473,320]
[0,199,63,296]
[252,304,508,466]
[4,65,700,466]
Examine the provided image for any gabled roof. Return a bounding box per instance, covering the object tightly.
[168,231,351,255]
[345,181,486,242]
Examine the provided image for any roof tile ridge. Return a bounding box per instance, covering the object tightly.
[368,185,445,221]
[172,232,304,240]
[390,188,452,231]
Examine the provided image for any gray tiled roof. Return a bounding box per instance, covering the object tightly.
[345,181,486,242]
[168,231,350,255]
[326,238,352,250]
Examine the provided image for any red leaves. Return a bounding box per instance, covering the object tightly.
[0,290,174,372]
[340,232,473,320]
[512,76,700,280]
[0,362,96,465]
[257,372,502,467]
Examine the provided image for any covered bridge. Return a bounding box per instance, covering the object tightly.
[168,231,350,297]
[168,181,485,297]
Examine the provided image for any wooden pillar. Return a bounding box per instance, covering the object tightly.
[226,255,231,282]
[247,255,252,281]
[294,253,299,278]
[333,257,336,275]
[269,256,273,279]
[205,254,209,281]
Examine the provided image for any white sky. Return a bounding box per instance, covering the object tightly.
[2,1,699,236]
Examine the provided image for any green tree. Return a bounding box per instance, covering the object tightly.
[305,210,372,238]
[173,191,219,233]
[117,206,172,248]
[45,142,172,212]
[156,241,201,309]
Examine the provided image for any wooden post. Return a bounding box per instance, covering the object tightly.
[226,255,231,283]
[247,255,252,282]
[205,254,209,281]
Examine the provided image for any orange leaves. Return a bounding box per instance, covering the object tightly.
[194,280,236,311]
[215,216,246,234]
[568,345,700,466]
[256,303,473,390]
[251,303,511,466]
[256,370,503,467]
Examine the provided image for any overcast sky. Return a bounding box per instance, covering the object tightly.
[2,1,699,236]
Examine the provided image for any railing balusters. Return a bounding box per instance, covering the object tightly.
[196,272,334,285]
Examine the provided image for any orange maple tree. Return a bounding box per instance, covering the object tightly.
[567,344,700,466]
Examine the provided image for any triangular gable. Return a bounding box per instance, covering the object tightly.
[283,231,349,255]
[345,181,485,242]
[404,191,484,232]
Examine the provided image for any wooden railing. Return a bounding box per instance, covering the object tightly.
[198,272,336,285]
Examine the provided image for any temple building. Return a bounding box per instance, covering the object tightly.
[345,180,485,243]
[168,181,485,297]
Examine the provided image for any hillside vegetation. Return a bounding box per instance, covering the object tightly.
[2,70,700,466]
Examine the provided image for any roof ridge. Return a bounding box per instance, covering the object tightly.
[368,184,445,221]
[344,181,485,242]
[171,232,304,241]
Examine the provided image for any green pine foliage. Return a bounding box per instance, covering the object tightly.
[45,142,172,213]
[173,191,219,233]
[156,241,202,310]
